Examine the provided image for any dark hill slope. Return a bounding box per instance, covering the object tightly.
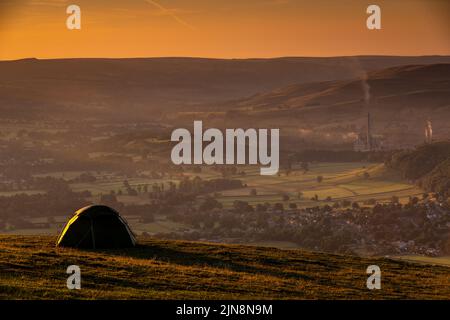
[0,235,449,299]
[387,141,450,196]
[388,141,450,180]
[229,64,450,115]
[205,64,450,145]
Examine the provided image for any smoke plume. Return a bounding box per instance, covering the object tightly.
[361,72,371,106]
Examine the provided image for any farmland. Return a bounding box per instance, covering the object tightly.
[0,162,425,238]
[209,162,423,208]
[24,162,423,208]
[69,162,423,209]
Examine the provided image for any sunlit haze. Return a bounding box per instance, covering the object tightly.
[0,0,449,60]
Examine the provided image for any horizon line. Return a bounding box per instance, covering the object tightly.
[2,54,450,62]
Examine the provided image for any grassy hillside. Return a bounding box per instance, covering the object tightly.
[420,158,450,197]
[388,141,450,180]
[1,235,449,299]
[211,64,450,131]
[387,141,450,196]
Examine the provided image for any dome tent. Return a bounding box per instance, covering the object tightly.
[57,205,136,249]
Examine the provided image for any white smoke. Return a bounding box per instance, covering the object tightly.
[361,72,371,106]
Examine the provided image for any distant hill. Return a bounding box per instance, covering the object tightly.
[230,64,450,111]
[0,235,449,299]
[1,56,450,122]
[199,63,450,146]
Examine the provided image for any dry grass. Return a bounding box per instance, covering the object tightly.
[0,235,449,300]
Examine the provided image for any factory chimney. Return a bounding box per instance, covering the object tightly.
[425,120,433,143]
[366,112,372,151]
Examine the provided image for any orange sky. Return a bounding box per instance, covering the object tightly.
[0,0,449,60]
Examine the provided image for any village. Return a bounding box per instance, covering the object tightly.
[160,193,449,256]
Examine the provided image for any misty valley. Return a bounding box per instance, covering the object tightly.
[0,120,448,259]
[0,56,449,262]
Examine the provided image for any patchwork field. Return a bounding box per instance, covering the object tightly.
[1,162,425,238]
[211,162,423,208]
[4,162,421,207]
[1,235,449,300]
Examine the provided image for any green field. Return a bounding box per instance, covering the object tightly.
[211,163,423,208]
[127,215,190,235]
[8,162,421,208]
[2,214,189,239]
[392,256,450,267]
[2,162,425,238]
[1,235,449,300]
[0,190,45,197]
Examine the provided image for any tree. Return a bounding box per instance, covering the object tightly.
[273,203,284,212]
[391,195,399,204]
[128,189,138,196]
[199,196,222,211]
[300,162,309,173]
[341,199,351,207]
[250,189,257,196]
[256,203,268,212]
[233,200,253,213]
[203,216,215,229]
[220,215,238,229]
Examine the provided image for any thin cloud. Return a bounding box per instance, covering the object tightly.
[263,0,290,6]
[143,0,196,30]
[29,0,68,6]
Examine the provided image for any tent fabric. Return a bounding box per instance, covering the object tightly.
[56,205,136,249]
